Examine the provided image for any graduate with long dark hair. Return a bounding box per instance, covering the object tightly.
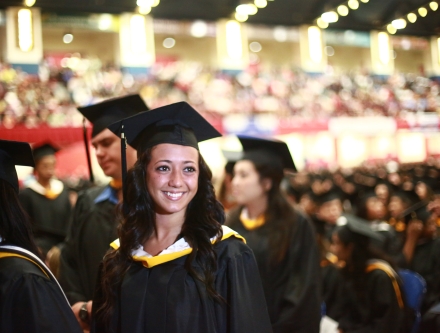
[91,102,271,333]
[0,139,82,333]
[226,136,321,333]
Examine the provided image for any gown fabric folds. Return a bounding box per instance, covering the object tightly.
[91,236,273,333]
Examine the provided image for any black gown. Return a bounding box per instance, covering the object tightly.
[396,238,440,314]
[332,262,407,333]
[0,245,82,333]
[91,232,272,333]
[19,180,72,255]
[59,185,118,304]
[226,209,321,333]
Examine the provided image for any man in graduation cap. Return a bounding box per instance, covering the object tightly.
[58,94,148,329]
[19,141,73,258]
[0,139,83,333]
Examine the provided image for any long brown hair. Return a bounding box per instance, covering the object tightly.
[95,146,224,329]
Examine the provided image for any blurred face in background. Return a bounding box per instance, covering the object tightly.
[316,199,343,225]
[388,196,406,218]
[35,155,56,181]
[365,196,387,221]
[422,213,438,240]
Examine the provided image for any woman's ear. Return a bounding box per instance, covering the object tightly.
[261,178,272,192]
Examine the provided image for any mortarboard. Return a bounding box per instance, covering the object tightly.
[336,214,385,242]
[0,140,35,193]
[237,136,296,172]
[32,142,60,163]
[399,200,432,225]
[107,101,222,204]
[315,187,343,206]
[222,150,242,175]
[78,94,149,138]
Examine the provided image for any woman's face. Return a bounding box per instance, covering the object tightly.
[232,160,269,206]
[388,196,405,218]
[422,213,438,239]
[331,233,353,262]
[146,143,199,217]
[365,197,387,220]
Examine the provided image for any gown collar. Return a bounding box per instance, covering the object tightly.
[110,225,245,268]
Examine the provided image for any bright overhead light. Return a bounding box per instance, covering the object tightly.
[418,7,428,16]
[63,33,73,44]
[254,0,267,8]
[407,13,417,23]
[386,24,397,34]
[249,41,262,52]
[360,0,369,2]
[321,11,338,23]
[190,20,208,38]
[273,26,288,42]
[163,37,176,48]
[391,18,407,29]
[18,8,33,52]
[24,0,36,7]
[152,0,160,6]
[347,0,359,10]
[236,4,258,15]
[337,5,349,16]
[316,18,329,29]
[430,1,439,11]
[235,12,248,22]
[138,6,151,14]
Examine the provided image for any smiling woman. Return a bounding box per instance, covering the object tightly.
[91,102,272,333]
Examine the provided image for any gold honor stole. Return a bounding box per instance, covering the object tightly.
[110,225,245,268]
[365,261,404,309]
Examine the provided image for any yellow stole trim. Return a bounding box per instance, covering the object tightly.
[240,211,265,231]
[110,179,123,190]
[0,252,49,279]
[365,262,404,309]
[110,226,245,268]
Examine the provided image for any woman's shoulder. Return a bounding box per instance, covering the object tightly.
[0,256,50,281]
[214,228,253,262]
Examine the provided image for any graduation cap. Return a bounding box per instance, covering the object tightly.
[77,94,148,182]
[399,200,431,225]
[32,142,60,163]
[315,187,343,206]
[335,214,385,243]
[222,150,242,175]
[0,140,35,193]
[237,136,296,172]
[78,94,149,138]
[107,101,222,204]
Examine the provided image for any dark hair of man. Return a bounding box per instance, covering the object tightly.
[229,156,297,264]
[95,146,225,328]
[336,226,397,302]
[0,180,42,259]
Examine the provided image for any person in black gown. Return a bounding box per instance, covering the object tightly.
[59,94,148,330]
[91,102,272,333]
[226,136,321,333]
[19,141,72,257]
[0,139,82,333]
[330,214,411,333]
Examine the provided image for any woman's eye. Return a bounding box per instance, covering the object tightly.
[157,166,169,171]
[184,166,196,172]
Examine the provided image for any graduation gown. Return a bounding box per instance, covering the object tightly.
[332,261,407,333]
[59,185,118,304]
[19,179,72,255]
[91,227,272,333]
[226,209,321,333]
[0,245,82,333]
[396,238,440,314]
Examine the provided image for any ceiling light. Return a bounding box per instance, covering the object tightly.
[430,1,439,11]
[273,26,288,42]
[391,18,407,29]
[249,41,262,52]
[337,5,349,16]
[152,0,160,6]
[407,13,417,23]
[138,6,151,14]
[324,46,335,56]
[98,14,113,30]
[316,18,329,29]
[254,0,267,8]
[347,0,359,10]
[321,11,339,23]
[236,4,258,15]
[360,0,369,2]
[63,33,73,44]
[24,0,36,7]
[190,20,208,38]
[163,37,176,48]
[18,9,33,52]
[386,24,397,34]
[235,12,248,22]
[418,7,428,16]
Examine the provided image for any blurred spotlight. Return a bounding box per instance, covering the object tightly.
[430,1,439,10]
[235,12,248,22]
[317,18,329,29]
[249,41,262,52]
[337,5,349,16]
[391,18,407,29]
[386,24,397,34]
[347,0,359,10]
[190,20,208,38]
[63,33,74,44]
[273,26,288,42]
[407,13,417,23]
[324,46,335,56]
[163,37,176,48]
[321,11,338,23]
[418,7,428,17]
[24,0,36,7]
[254,0,267,8]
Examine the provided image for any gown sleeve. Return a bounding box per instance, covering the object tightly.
[214,238,273,333]
[0,271,82,333]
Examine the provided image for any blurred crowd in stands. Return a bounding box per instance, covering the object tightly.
[0,59,439,129]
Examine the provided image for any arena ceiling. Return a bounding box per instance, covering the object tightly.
[1,0,440,36]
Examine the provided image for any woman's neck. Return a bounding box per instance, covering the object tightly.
[37,177,51,189]
[244,196,268,219]
[143,213,184,256]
